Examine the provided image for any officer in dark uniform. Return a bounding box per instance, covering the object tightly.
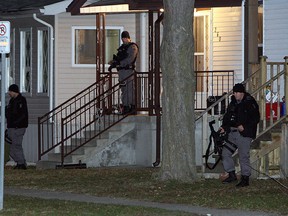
[219,83,260,187]
[108,31,138,115]
[5,84,29,169]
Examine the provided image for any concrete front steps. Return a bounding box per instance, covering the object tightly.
[36,115,157,169]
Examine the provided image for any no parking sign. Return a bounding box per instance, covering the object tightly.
[0,21,10,54]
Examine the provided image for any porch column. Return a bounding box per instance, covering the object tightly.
[259,56,267,121]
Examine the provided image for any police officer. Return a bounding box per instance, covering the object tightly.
[5,84,29,169]
[108,31,138,115]
[219,83,260,187]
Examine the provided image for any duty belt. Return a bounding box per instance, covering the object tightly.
[117,65,135,70]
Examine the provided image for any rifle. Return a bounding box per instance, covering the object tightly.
[203,120,227,170]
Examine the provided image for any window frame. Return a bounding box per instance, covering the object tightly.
[71,26,123,68]
[37,27,50,94]
[19,28,32,94]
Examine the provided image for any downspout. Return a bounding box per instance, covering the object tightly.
[153,13,164,167]
[33,14,54,111]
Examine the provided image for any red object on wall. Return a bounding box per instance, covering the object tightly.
[266,103,283,119]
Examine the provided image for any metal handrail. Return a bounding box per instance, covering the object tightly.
[38,75,109,159]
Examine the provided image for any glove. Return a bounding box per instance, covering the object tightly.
[108,65,114,72]
[108,59,120,72]
[113,54,118,61]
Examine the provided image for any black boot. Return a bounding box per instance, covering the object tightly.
[222,171,237,184]
[130,105,136,114]
[14,163,27,170]
[120,106,130,115]
[236,175,249,187]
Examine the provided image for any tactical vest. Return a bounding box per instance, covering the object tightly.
[115,42,138,65]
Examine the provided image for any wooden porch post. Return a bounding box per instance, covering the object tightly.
[244,0,259,79]
[259,56,267,121]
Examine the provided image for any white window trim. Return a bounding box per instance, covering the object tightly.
[37,28,49,94]
[20,28,32,93]
[71,26,124,68]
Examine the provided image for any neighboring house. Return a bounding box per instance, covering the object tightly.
[1,0,286,164]
[263,0,288,62]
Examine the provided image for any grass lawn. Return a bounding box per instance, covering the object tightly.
[3,166,288,215]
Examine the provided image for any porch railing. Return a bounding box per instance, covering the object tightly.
[195,70,234,111]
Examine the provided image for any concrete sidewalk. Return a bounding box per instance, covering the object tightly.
[4,187,279,216]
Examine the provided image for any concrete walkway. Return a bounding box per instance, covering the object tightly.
[4,187,279,216]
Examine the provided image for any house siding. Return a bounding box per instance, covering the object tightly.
[212,7,243,84]
[55,13,137,106]
[264,0,288,61]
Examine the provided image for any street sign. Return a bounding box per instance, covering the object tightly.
[0,21,10,54]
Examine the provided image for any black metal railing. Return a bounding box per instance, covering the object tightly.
[195,70,234,110]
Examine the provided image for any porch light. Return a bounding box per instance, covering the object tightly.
[80,4,129,13]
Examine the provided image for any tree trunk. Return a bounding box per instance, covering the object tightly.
[159,0,197,181]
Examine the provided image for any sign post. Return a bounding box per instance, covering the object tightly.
[0,21,10,210]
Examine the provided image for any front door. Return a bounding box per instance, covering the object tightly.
[194,11,211,109]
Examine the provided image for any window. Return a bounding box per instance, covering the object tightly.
[20,29,32,93]
[72,26,123,67]
[7,28,15,89]
[37,28,49,93]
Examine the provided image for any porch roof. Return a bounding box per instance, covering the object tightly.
[67,0,243,15]
[0,0,65,17]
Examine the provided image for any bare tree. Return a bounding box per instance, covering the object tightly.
[159,0,197,181]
